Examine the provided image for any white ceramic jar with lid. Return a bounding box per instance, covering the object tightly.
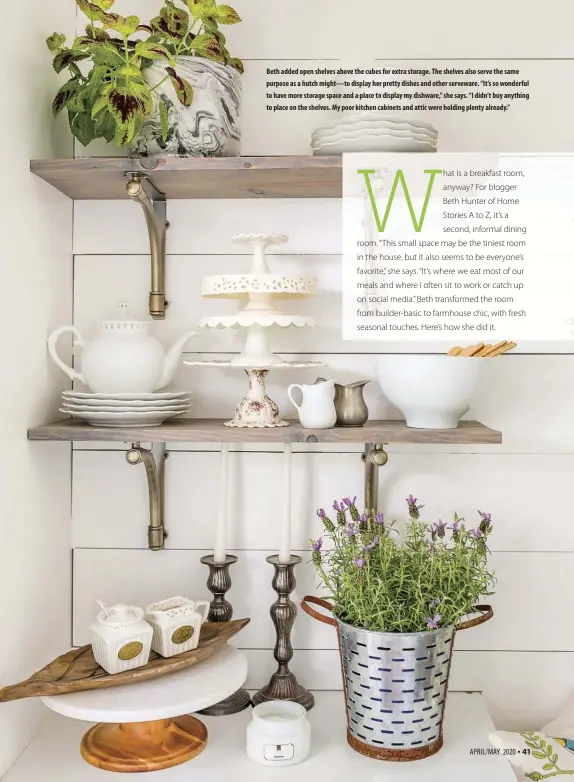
[90,601,153,675]
[246,700,311,767]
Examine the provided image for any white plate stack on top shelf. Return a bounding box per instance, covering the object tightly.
[60,390,192,428]
[311,115,438,155]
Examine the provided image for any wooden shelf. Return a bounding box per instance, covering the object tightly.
[27,418,501,444]
[30,156,343,200]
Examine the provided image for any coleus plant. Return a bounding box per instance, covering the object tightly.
[47,0,243,147]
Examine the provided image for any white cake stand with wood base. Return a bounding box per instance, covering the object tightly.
[41,645,246,773]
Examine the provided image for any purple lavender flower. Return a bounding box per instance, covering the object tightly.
[355,557,366,569]
[343,496,357,508]
[359,513,369,524]
[478,510,493,534]
[317,508,326,518]
[344,523,358,538]
[406,494,424,519]
[333,500,348,526]
[362,535,379,553]
[451,520,460,534]
[432,519,447,539]
[375,513,385,525]
[470,528,483,539]
[425,614,441,630]
[312,537,323,552]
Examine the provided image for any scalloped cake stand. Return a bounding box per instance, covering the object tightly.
[185,234,324,428]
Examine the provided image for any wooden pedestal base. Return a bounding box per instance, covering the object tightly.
[81,716,208,773]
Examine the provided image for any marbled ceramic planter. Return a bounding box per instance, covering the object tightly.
[129,56,241,158]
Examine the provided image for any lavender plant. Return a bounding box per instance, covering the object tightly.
[310,495,495,634]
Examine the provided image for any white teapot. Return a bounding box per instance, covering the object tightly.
[47,303,197,394]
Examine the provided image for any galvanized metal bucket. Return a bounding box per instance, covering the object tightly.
[301,596,493,761]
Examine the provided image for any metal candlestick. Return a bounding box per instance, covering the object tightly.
[198,554,251,716]
[252,555,315,710]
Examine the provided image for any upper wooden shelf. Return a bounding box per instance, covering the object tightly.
[28,418,501,444]
[30,156,343,200]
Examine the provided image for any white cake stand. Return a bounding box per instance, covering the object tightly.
[41,645,247,773]
[187,234,323,427]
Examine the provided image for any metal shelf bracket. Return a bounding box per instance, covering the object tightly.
[126,442,168,551]
[125,172,168,320]
[362,443,388,514]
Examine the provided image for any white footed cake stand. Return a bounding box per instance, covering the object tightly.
[41,645,247,773]
[185,234,323,428]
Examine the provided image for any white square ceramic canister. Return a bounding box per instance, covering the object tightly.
[246,701,311,767]
[144,597,210,657]
[89,602,153,675]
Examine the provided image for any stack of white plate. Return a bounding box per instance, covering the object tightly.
[311,115,438,155]
[60,390,192,428]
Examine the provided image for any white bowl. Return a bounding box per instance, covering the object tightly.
[377,355,483,429]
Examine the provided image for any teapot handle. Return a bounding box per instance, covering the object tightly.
[47,326,87,384]
[287,384,303,411]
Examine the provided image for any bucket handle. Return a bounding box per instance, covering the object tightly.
[455,605,493,631]
[302,596,493,632]
[301,595,337,627]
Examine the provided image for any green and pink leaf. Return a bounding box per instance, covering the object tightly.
[166,66,194,106]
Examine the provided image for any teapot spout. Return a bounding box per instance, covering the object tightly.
[158,329,198,389]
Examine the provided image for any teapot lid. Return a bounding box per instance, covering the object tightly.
[100,302,149,333]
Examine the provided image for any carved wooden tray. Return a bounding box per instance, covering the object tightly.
[0,619,249,702]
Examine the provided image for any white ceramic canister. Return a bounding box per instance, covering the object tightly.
[89,603,153,675]
[246,701,311,767]
[144,597,210,658]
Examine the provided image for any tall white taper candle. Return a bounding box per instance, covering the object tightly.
[279,443,292,563]
[214,443,229,563]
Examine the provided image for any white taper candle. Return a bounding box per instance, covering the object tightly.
[278,443,292,563]
[214,443,230,563]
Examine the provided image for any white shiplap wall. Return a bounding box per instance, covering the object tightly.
[67,0,574,734]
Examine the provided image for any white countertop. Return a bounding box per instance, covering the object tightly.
[4,691,515,781]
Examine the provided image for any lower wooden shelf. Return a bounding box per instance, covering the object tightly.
[27,418,502,444]
[3,692,514,781]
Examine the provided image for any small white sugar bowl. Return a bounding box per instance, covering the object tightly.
[246,701,311,767]
[144,597,210,658]
[89,601,153,675]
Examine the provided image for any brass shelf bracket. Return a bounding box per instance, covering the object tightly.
[362,443,388,514]
[126,442,168,551]
[125,172,168,320]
